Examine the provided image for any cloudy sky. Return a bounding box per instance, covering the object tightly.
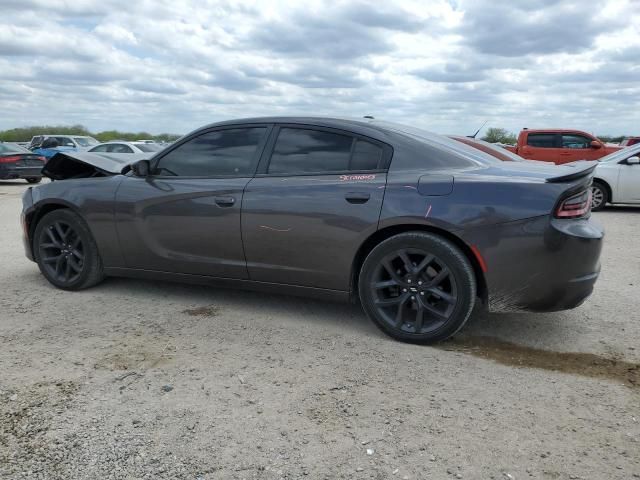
[1,0,638,136]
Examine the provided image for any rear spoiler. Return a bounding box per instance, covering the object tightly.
[545,161,598,183]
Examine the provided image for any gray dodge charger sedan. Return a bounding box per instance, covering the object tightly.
[21,117,603,343]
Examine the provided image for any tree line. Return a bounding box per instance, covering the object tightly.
[0,125,181,143]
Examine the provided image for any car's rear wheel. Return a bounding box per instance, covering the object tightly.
[591,181,608,211]
[26,177,42,184]
[358,232,476,344]
[34,209,105,290]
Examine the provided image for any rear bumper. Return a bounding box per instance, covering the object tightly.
[462,215,604,313]
[0,165,43,179]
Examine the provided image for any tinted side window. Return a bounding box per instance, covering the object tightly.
[268,128,352,174]
[562,134,591,149]
[156,128,266,177]
[350,140,382,170]
[91,145,108,152]
[527,134,556,148]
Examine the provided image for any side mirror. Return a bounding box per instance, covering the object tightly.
[590,140,602,149]
[626,156,640,165]
[131,159,151,177]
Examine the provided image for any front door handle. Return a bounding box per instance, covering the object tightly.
[214,196,235,207]
[345,192,370,204]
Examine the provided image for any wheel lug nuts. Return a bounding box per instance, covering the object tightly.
[420,292,425,296]
[402,288,407,292]
[407,279,411,283]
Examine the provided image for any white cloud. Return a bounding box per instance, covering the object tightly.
[0,0,638,135]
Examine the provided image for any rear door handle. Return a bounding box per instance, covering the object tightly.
[214,196,235,207]
[345,192,370,204]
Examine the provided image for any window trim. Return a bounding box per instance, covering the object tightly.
[149,124,273,179]
[255,124,393,177]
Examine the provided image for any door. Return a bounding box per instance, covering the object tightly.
[241,126,390,290]
[519,133,559,163]
[114,126,270,278]
[559,133,602,163]
[618,155,640,202]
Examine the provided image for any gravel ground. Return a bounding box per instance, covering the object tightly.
[1,180,639,480]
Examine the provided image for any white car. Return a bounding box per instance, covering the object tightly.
[591,143,640,210]
[88,141,163,154]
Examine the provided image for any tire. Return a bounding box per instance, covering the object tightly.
[358,232,476,344]
[26,177,42,184]
[591,181,608,211]
[33,209,105,290]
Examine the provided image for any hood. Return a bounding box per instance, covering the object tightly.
[42,151,144,180]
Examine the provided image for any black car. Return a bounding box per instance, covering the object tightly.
[20,117,603,343]
[0,142,45,183]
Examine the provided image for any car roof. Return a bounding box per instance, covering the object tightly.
[522,129,594,135]
[192,116,399,140]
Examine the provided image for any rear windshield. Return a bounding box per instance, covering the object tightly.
[599,143,640,163]
[0,143,29,154]
[373,121,502,166]
[74,137,99,147]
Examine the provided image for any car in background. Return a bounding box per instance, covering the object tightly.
[448,136,524,162]
[21,117,603,344]
[591,143,640,210]
[30,138,77,160]
[620,137,640,147]
[0,142,46,183]
[88,141,164,154]
[505,129,621,164]
[29,135,99,151]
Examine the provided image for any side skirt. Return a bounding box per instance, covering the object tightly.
[103,267,350,303]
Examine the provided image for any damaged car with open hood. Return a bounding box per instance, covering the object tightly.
[21,117,604,344]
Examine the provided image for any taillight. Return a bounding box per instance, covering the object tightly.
[555,189,592,219]
[0,155,22,163]
[37,156,46,162]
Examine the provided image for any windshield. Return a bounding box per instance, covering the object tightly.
[372,121,503,166]
[74,137,99,147]
[0,143,29,154]
[134,143,162,152]
[599,143,640,163]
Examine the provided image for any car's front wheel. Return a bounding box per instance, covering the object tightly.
[34,209,105,290]
[591,181,608,211]
[358,232,476,344]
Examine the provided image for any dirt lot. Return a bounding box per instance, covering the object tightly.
[1,180,639,480]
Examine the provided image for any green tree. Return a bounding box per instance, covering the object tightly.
[481,127,517,145]
[0,125,181,143]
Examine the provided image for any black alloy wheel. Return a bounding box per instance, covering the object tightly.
[34,209,105,290]
[38,220,85,284]
[359,232,476,343]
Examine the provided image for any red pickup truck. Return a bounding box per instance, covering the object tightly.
[506,129,622,164]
